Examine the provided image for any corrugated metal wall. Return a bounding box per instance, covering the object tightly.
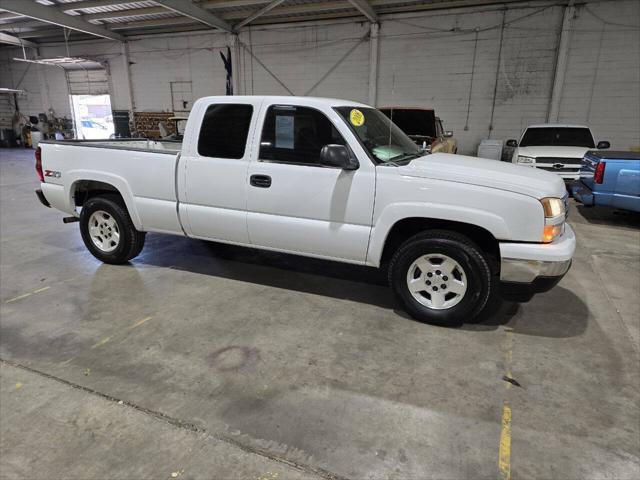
[0,0,638,153]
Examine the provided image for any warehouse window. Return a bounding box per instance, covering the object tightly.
[259,105,346,166]
[198,104,253,159]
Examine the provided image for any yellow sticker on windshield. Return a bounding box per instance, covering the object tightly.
[350,109,365,127]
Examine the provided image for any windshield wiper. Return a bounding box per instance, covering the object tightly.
[388,152,421,162]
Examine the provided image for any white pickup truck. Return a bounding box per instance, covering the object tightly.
[35,96,575,324]
[507,124,610,182]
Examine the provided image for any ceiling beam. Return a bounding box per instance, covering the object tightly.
[109,16,196,29]
[202,0,272,8]
[152,0,233,32]
[347,0,378,22]
[0,11,23,20]
[17,28,77,39]
[235,0,286,30]
[0,31,36,47]
[1,20,52,30]
[0,0,125,41]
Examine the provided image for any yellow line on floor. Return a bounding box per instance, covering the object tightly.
[128,316,153,330]
[498,326,514,479]
[91,316,153,349]
[5,293,32,303]
[499,403,512,480]
[5,285,51,303]
[91,336,113,349]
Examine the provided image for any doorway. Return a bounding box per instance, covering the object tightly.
[70,94,114,140]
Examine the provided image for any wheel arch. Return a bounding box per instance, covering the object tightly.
[68,172,143,230]
[375,217,501,272]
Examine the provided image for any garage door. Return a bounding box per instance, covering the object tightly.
[66,68,109,95]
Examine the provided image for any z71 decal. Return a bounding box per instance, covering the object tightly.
[44,170,61,178]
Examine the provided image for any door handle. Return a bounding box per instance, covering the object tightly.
[250,174,272,188]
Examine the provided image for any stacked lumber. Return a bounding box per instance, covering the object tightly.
[133,112,175,138]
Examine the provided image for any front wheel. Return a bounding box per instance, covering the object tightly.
[80,195,146,264]
[388,230,493,325]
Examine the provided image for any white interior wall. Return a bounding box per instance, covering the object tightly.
[376,6,564,152]
[0,0,638,153]
[558,0,640,148]
[238,21,371,102]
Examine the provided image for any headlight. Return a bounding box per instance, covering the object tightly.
[541,197,565,218]
[540,197,566,243]
[517,156,535,164]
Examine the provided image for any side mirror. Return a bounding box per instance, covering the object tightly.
[506,139,518,148]
[443,130,453,138]
[597,140,610,149]
[319,144,359,170]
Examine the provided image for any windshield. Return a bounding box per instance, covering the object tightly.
[520,127,595,148]
[335,107,422,164]
[379,108,436,138]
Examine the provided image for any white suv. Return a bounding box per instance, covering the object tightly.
[507,124,610,183]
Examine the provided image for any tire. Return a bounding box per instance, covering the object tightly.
[388,230,493,325]
[79,195,146,264]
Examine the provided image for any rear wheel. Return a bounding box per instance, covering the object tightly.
[80,196,145,264]
[389,230,493,325]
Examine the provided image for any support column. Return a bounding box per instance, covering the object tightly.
[230,33,242,95]
[368,22,379,107]
[548,1,576,123]
[35,48,51,113]
[120,42,135,112]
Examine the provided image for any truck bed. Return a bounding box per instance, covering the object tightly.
[39,138,183,234]
[40,138,182,154]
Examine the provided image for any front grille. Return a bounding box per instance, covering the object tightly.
[537,157,583,165]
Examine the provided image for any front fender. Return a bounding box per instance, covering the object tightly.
[366,202,509,267]
[66,170,143,230]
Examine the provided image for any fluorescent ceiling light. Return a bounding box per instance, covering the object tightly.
[13,57,92,66]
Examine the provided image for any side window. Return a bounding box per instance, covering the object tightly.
[198,104,253,159]
[259,105,346,165]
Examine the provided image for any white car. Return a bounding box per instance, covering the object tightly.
[34,96,575,325]
[507,124,610,183]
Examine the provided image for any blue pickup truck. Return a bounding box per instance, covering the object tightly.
[572,151,640,213]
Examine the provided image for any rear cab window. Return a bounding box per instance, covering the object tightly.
[198,104,254,159]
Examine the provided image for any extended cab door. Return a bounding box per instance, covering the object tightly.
[179,97,262,243]
[246,102,375,263]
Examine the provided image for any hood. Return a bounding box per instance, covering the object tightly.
[398,153,566,199]
[516,146,590,158]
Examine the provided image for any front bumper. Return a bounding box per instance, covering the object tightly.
[498,224,575,301]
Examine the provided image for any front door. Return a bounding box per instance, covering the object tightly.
[246,103,375,263]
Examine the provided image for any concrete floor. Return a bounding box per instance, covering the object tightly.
[1,147,639,480]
